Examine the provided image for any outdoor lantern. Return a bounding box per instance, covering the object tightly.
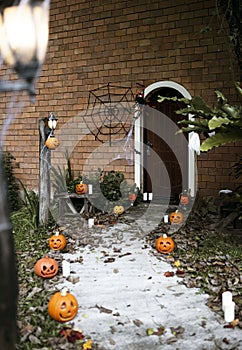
[48,112,58,131]
[0,1,49,83]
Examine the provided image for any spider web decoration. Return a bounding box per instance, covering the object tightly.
[84,83,136,144]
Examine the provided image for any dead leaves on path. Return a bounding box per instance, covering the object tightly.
[147,216,242,326]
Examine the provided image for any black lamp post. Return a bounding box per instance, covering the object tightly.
[0,1,50,349]
[0,1,49,95]
[48,112,58,134]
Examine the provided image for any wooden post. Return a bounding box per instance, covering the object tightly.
[0,151,18,350]
[39,118,51,226]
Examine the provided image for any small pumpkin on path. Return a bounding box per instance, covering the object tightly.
[156,234,175,254]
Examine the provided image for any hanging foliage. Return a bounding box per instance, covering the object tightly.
[158,82,242,152]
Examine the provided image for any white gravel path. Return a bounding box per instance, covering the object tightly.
[54,218,242,350]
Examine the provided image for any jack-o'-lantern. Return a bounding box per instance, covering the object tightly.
[75,182,88,195]
[45,135,59,149]
[155,234,175,254]
[180,195,189,205]
[34,255,58,278]
[129,193,136,202]
[180,190,189,205]
[113,205,125,215]
[48,287,78,322]
[49,232,67,251]
[169,210,184,224]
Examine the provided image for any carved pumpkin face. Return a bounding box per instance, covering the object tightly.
[169,210,184,224]
[75,183,88,195]
[113,205,125,215]
[49,232,67,251]
[180,195,189,205]
[129,193,136,202]
[34,255,58,278]
[48,288,78,322]
[156,234,175,254]
[45,136,59,149]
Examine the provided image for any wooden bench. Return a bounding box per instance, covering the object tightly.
[54,192,98,217]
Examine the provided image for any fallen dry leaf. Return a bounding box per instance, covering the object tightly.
[104,257,115,263]
[174,260,181,267]
[96,305,113,314]
[133,319,143,327]
[176,270,185,277]
[164,271,175,277]
[118,252,132,258]
[60,327,84,343]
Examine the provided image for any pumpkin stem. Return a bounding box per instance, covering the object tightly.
[61,287,69,296]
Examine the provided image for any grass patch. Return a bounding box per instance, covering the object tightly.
[12,208,63,349]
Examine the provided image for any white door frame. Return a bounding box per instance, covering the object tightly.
[134,80,196,197]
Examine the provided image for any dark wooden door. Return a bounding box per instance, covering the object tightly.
[143,88,188,203]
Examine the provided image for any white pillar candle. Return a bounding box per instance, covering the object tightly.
[148,192,153,201]
[88,218,94,228]
[62,260,70,278]
[164,214,169,223]
[224,302,235,323]
[222,291,232,311]
[143,192,147,201]
[88,184,93,194]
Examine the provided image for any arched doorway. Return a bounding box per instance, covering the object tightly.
[134,81,196,203]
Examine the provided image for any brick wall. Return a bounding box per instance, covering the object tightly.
[0,0,241,197]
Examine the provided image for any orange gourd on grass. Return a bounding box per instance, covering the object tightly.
[155,234,175,254]
[180,195,189,205]
[128,193,136,202]
[113,205,125,215]
[49,232,67,251]
[48,288,78,322]
[169,210,184,224]
[34,255,58,278]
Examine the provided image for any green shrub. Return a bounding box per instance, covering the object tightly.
[11,181,39,232]
[2,151,21,213]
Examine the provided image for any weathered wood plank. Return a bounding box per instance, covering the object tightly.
[38,119,51,226]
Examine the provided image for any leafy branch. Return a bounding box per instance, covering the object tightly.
[158,82,242,152]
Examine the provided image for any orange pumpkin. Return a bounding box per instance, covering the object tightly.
[75,182,88,195]
[34,255,58,278]
[49,232,67,251]
[129,193,136,202]
[180,195,189,205]
[156,234,175,254]
[169,210,184,224]
[48,288,78,322]
[113,205,125,215]
[45,135,59,149]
